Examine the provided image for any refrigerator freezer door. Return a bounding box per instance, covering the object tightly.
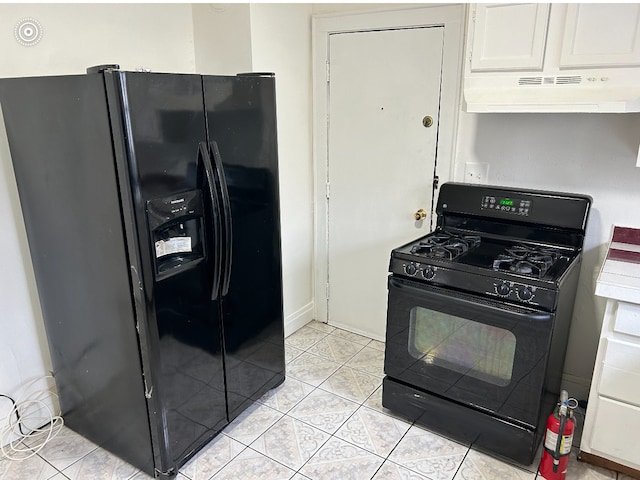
[109,71,228,474]
[203,75,285,420]
[0,74,155,474]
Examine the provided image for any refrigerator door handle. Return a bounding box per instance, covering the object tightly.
[209,141,233,296]
[199,142,223,300]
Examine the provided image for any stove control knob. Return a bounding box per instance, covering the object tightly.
[518,287,533,301]
[422,266,436,280]
[405,263,417,276]
[497,282,511,296]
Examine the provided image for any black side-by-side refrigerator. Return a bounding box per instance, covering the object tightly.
[0,67,285,478]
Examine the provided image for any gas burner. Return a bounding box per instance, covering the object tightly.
[411,233,481,260]
[493,245,559,278]
[430,233,456,245]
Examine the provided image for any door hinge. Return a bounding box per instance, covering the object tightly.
[326,282,330,300]
[326,61,330,83]
[326,181,330,199]
[433,175,439,190]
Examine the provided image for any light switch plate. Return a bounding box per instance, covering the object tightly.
[464,162,489,184]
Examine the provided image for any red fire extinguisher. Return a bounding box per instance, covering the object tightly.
[539,390,576,480]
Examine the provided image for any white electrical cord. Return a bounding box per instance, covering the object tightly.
[0,375,64,460]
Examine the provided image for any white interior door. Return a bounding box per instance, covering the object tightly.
[327,26,444,339]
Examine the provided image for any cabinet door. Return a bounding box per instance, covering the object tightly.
[470,3,550,71]
[590,398,640,469]
[599,338,640,407]
[560,4,640,68]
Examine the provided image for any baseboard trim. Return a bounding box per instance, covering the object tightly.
[326,319,385,342]
[284,302,314,338]
[579,451,640,479]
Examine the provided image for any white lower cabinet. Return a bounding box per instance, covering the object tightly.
[599,339,640,405]
[589,397,640,466]
[581,300,640,473]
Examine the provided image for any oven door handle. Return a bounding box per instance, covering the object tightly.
[389,276,551,321]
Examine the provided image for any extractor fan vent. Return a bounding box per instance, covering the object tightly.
[556,76,582,85]
[518,75,583,86]
[518,77,543,85]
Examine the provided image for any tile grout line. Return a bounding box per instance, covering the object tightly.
[371,415,420,479]
[35,433,101,479]
[288,326,517,479]
[288,325,467,479]
[289,325,481,480]
[452,447,472,480]
[223,378,336,477]
[281,327,412,480]
[36,449,70,480]
[7,323,616,480]
[284,326,370,478]
[217,324,617,479]
[231,378,376,477]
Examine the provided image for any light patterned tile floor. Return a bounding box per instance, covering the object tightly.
[0,320,627,480]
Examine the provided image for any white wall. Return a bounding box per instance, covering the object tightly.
[0,4,195,77]
[248,4,315,333]
[454,111,640,399]
[192,3,252,75]
[311,3,419,15]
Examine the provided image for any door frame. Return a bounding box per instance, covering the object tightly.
[312,5,466,325]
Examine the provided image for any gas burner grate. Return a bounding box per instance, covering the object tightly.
[492,245,559,278]
[411,233,481,260]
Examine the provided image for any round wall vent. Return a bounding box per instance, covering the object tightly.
[14,18,43,47]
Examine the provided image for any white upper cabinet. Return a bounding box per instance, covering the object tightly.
[464,3,640,112]
[560,4,640,68]
[470,3,550,72]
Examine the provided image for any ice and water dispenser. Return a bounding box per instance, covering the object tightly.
[146,190,205,279]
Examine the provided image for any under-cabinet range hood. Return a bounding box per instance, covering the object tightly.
[464,73,640,113]
[463,3,640,113]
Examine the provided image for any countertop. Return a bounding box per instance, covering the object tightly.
[595,226,640,304]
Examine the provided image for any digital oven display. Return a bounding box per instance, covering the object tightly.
[481,196,531,216]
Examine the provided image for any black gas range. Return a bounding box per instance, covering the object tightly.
[383,182,592,465]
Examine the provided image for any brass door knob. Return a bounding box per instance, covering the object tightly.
[414,209,427,221]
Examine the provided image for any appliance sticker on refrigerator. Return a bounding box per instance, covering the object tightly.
[155,237,192,258]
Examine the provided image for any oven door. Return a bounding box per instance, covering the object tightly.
[384,275,554,429]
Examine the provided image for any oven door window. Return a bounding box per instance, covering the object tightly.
[409,307,516,387]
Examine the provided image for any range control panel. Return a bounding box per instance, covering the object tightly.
[435,182,592,231]
[389,257,557,311]
[481,195,531,217]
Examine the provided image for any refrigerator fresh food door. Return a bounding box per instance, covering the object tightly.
[203,74,286,420]
[106,71,228,475]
